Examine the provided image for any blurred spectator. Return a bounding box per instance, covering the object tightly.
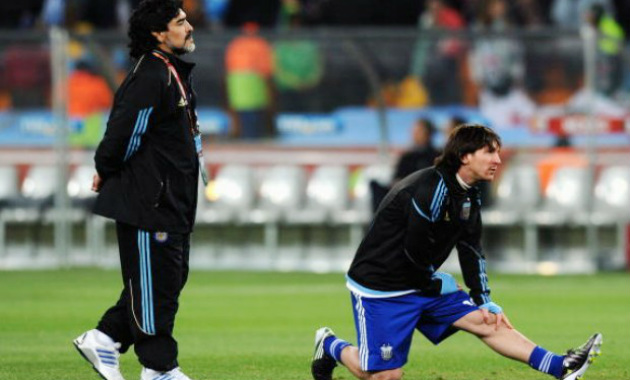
[442,115,467,141]
[202,0,230,30]
[475,0,511,28]
[392,118,440,182]
[510,0,549,29]
[39,0,150,30]
[273,1,325,111]
[459,0,481,24]
[534,60,574,105]
[0,1,44,29]
[68,59,113,117]
[224,0,280,27]
[1,45,50,107]
[565,3,626,116]
[587,3,624,96]
[225,22,275,139]
[370,118,440,211]
[0,92,10,110]
[469,0,536,128]
[182,0,207,28]
[41,0,65,27]
[409,0,466,105]
[612,0,630,37]
[77,0,119,29]
[551,0,613,29]
[300,0,422,26]
[277,0,301,29]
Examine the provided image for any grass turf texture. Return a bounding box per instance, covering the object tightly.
[0,270,628,380]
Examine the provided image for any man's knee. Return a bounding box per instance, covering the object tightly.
[367,368,403,380]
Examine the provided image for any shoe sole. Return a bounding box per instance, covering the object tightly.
[73,338,109,380]
[565,334,603,380]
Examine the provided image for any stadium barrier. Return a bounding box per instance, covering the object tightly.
[1,148,629,273]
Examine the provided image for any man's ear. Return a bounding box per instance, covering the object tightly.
[460,153,470,165]
[151,31,165,44]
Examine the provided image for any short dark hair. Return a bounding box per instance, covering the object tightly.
[416,118,436,138]
[128,0,183,59]
[435,124,501,172]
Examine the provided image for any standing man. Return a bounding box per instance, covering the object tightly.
[312,125,602,380]
[73,1,204,380]
[392,118,440,183]
[370,118,440,212]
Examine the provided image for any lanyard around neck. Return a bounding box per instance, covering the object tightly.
[150,51,208,185]
[151,51,198,135]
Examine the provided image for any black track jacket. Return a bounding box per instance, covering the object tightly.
[347,165,492,306]
[93,50,199,234]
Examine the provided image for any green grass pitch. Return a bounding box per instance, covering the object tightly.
[1,270,629,380]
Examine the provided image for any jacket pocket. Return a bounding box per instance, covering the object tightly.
[152,179,165,208]
[153,177,178,209]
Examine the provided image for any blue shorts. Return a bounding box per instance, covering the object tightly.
[351,290,478,371]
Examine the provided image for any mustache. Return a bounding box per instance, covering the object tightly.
[186,33,193,40]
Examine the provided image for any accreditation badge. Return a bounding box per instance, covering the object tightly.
[460,198,471,220]
[193,131,209,186]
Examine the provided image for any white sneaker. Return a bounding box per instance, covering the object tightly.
[73,329,126,380]
[140,367,193,380]
[311,327,337,380]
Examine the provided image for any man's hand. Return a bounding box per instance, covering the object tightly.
[479,302,514,330]
[92,174,103,193]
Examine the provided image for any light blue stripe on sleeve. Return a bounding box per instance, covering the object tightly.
[429,180,444,213]
[412,198,431,221]
[431,185,447,221]
[124,109,148,161]
[478,258,490,303]
[131,108,153,156]
[124,107,153,161]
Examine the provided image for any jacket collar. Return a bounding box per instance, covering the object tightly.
[152,49,196,78]
[436,165,479,199]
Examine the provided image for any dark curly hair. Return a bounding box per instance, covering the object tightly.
[435,124,501,172]
[128,0,183,59]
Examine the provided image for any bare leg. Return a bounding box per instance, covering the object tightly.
[339,346,403,380]
[453,309,536,362]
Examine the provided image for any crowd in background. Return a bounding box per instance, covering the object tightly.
[1,0,630,140]
[1,0,630,34]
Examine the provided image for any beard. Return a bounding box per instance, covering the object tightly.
[169,36,196,55]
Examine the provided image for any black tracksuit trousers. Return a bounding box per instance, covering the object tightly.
[97,222,190,371]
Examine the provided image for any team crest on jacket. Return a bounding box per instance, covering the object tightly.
[154,232,168,243]
[380,344,393,361]
[460,199,471,220]
[178,96,188,107]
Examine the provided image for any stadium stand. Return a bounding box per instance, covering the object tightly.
[198,164,257,225]
[1,24,629,273]
[592,165,630,225]
[0,165,57,262]
[333,164,393,249]
[0,165,19,259]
